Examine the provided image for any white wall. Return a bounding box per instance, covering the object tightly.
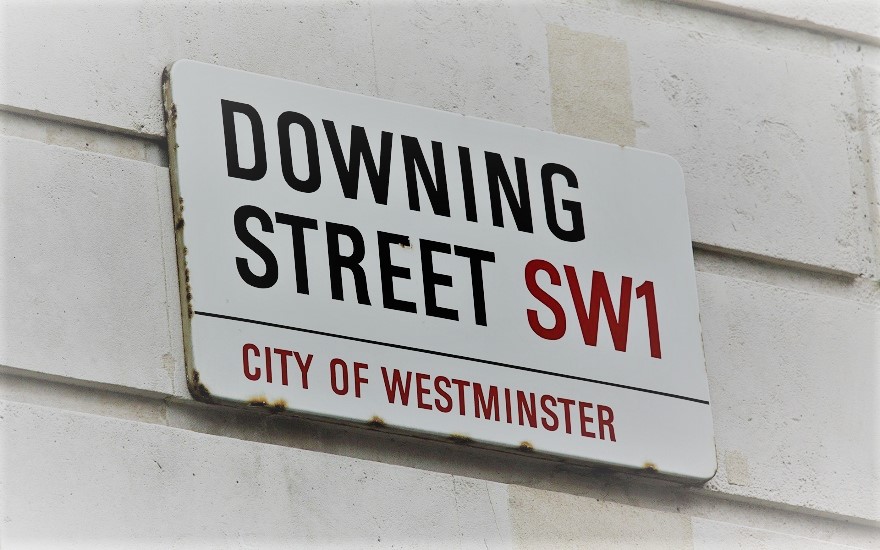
[1,0,879,547]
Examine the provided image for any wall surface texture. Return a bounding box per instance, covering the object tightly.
[2,0,879,547]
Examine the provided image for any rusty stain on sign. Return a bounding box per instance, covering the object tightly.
[448,433,473,444]
[247,395,268,407]
[367,415,386,428]
[188,369,214,404]
[269,399,288,412]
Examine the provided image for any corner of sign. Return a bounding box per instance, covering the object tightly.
[688,431,720,484]
[637,454,718,484]
[187,367,215,404]
[697,451,719,484]
[165,59,200,81]
[649,150,687,193]
[163,60,204,118]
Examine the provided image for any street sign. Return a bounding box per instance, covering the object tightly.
[164,59,715,481]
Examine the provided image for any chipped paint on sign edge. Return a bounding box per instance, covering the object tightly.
[163,63,202,404]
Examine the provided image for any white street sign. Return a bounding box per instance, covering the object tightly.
[164,60,716,481]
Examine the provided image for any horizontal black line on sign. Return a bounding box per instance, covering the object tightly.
[194,311,711,405]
